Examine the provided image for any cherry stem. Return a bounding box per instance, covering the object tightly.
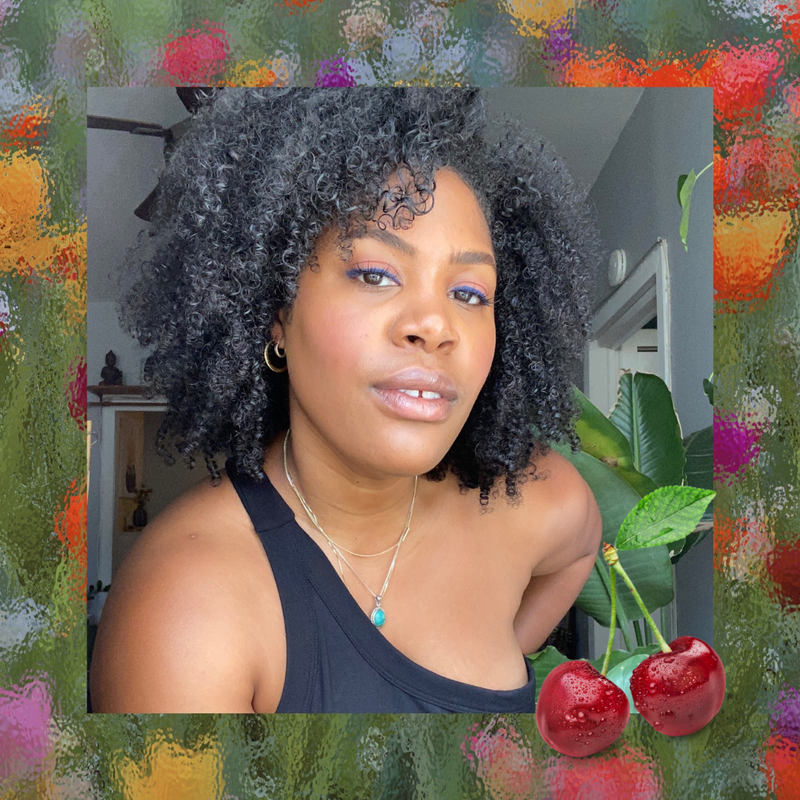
[601,568,617,676]
[602,543,672,654]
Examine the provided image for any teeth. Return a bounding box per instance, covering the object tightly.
[397,389,442,399]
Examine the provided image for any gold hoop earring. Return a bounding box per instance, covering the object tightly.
[264,339,288,373]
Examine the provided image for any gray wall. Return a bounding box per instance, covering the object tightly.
[590,87,713,437]
[589,87,714,647]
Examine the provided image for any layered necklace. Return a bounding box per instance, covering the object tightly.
[282,429,418,628]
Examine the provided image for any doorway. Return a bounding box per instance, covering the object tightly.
[582,238,676,658]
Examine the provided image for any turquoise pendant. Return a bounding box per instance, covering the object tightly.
[371,606,386,628]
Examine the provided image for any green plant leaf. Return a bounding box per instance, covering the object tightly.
[683,425,714,492]
[605,648,660,714]
[576,545,674,626]
[616,486,716,551]
[665,425,715,562]
[677,173,689,207]
[611,465,660,499]
[678,169,698,251]
[552,444,643,543]
[669,524,713,564]
[573,386,636,467]
[609,372,686,488]
[572,387,658,498]
[702,378,714,406]
[554,443,674,625]
[526,646,569,704]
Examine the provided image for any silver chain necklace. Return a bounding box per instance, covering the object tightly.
[282,429,418,628]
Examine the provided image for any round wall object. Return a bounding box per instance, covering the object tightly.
[608,249,627,286]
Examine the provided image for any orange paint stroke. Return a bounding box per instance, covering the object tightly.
[714,206,793,309]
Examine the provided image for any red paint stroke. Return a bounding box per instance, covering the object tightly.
[158,20,230,85]
[54,478,87,597]
[0,106,48,151]
[462,719,539,797]
[543,743,663,799]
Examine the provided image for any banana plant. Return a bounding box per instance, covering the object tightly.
[551,372,714,644]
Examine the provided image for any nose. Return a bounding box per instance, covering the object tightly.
[392,291,460,354]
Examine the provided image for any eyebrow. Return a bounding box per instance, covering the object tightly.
[354,227,497,270]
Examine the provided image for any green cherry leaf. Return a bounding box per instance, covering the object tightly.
[605,647,661,714]
[616,485,716,551]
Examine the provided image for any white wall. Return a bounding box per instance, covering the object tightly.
[87,300,153,387]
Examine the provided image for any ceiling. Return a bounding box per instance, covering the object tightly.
[87,87,643,302]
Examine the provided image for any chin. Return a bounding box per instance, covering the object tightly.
[361,428,458,477]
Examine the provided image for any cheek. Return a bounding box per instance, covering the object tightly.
[295,300,373,383]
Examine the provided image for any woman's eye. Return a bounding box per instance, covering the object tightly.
[345,265,398,287]
[452,287,491,306]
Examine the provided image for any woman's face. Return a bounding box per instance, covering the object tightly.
[272,168,497,479]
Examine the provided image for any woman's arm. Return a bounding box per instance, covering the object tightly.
[511,452,603,656]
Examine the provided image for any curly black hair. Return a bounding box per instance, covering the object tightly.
[117,88,602,506]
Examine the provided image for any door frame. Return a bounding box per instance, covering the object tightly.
[584,238,672,415]
[582,237,675,657]
[95,397,168,585]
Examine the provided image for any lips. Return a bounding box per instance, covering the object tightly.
[371,368,458,422]
[372,368,458,401]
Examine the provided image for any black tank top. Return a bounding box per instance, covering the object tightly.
[226,459,537,713]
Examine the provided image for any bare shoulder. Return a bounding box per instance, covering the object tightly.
[500,447,602,576]
[90,472,282,713]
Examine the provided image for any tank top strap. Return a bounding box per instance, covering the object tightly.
[224,458,317,711]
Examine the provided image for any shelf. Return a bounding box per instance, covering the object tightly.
[88,385,166,405]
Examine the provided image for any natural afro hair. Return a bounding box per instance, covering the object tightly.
[117,88,603,506]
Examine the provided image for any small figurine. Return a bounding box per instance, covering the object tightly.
[132,485,153,528]
[100,350,123,385]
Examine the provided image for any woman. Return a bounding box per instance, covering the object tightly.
[90,88,603,713]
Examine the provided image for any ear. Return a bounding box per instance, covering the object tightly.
[270,308,287,345]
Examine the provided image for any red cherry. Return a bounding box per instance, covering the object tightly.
[536,660,630,757]
[630,636,726,736]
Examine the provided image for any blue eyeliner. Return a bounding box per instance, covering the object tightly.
[345,265,398,283]
[452,285,492,306]
[346,265,493,306]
